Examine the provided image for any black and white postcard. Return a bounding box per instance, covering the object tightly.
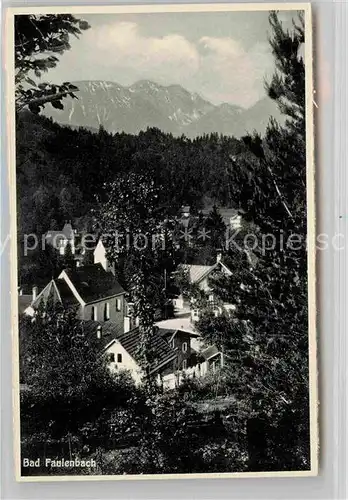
[6,3,317,480]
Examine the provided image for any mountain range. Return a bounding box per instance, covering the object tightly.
[43,80,282,138]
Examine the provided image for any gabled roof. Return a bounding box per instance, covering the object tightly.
[61,264,125,304]
[82,322,176,372]
[115,327,177,374]
[56,279,80,306]
[186,265,214,283]
[30,279,79,310]
[183,261,232,285]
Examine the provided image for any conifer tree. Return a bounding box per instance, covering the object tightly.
[62,240,75,269]
[204,205,226,250]
[197,11,310,470]
[96,172,174,384]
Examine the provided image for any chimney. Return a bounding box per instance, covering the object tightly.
[216,252,222,263]
[18,287,23,296]
[124,316,131,334]
[32,286,38,301]
[97,325,102,339]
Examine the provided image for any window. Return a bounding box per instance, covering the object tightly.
[117,353,122,363]
[108,353,115,363]
[104,302,110,321]
[182,342,188,353]
[91,306,97,321]
[193,309,199,318]
[182,360,187,370]
[116,298,121,312]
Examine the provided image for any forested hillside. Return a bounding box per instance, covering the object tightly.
[16,111,248,237]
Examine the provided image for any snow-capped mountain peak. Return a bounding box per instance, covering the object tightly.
[42,80,282,138]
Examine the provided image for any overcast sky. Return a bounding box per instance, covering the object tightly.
[45,10,298,108]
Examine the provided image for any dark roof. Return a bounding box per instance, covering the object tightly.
[116,327,177,374]
[18,295,32,314]
[180,261,232,285]
[56,279,80,307]
[82,320,124,350]
[63,264,125,303]
[30,279,79,310]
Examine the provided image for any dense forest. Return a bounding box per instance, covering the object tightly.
[17,112,245,236]
[16,110,252,288]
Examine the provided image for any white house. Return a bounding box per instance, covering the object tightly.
[23,263,137,334]
[83,321,178,386]
[45,222,77,256]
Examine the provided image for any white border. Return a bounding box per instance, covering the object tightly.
[4,2,317,482]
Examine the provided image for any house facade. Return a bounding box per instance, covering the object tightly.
[45,222,77,256]
[157,327,200,371]
[24,263,137,334]
[84,321,213,388]
[99,325,177,386]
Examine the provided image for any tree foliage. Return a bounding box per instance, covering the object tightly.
[20,302,137,446]
[197,11,310,470]
[96,172,175,379]
[204,205,226,250]
[15,14,89,112]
